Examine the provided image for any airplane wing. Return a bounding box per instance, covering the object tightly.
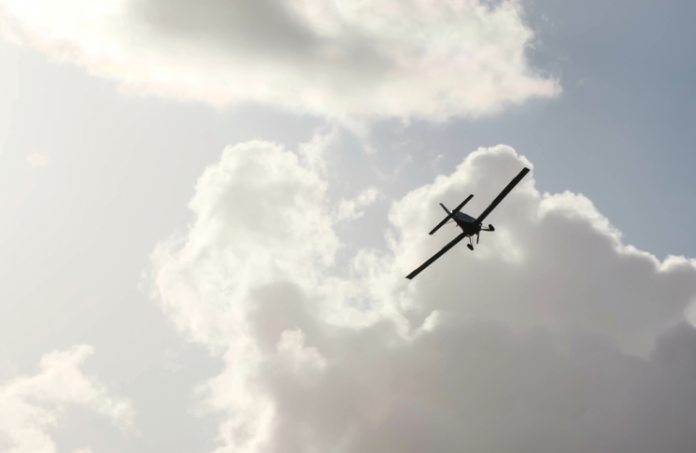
[406,232,468,279]
[429,194,474,235]
[474,167,530,225]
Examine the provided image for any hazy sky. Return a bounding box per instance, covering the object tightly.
[1,1,696,452]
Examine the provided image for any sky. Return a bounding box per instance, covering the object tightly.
[1,1,696,452]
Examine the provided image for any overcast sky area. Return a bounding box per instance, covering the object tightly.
[1,1,696,452]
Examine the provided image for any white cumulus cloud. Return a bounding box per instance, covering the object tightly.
[337,186,380,221]
[0,0,559,120]
[151,139,696,453]
[0,345,135,453]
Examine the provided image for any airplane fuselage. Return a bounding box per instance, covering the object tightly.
[453,211,481,236]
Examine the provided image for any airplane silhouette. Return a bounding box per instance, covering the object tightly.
[406,167,530,280]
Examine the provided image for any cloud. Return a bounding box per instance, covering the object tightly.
[0,0,559,120]
[337,187,380,221]
[26,153,50,167]
[151,139,696,453]
[0,345,135,453]
[384,146,696,354]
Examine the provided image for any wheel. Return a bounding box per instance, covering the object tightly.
[467,244,474,251]
[488,224,495,231]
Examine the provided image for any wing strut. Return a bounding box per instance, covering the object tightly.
[405,232,468,280]
[474,167,530,225]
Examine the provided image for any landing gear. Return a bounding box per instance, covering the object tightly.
[467,243,474,251]
[488,224,495,231]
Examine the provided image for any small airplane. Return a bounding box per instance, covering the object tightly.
[405,167,530,280]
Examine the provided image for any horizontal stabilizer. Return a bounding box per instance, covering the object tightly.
[429,194,473,235]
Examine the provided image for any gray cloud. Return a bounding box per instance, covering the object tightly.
[151,138,696,453]
[255,317,696,453]
[134,0,324,59]
[0,0,559,119]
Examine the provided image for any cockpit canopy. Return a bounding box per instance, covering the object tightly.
[454,211,476,223]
